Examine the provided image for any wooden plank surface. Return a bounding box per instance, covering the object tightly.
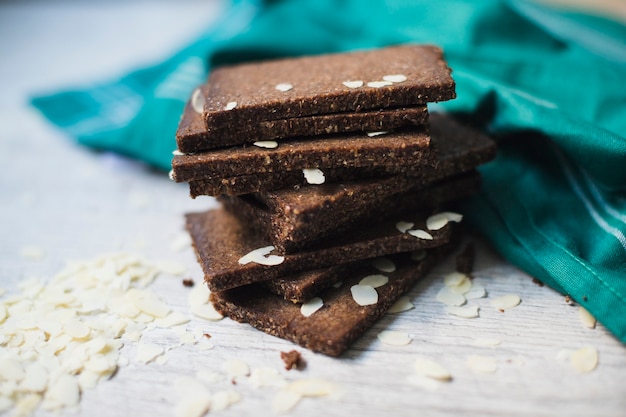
[0,2,624,417]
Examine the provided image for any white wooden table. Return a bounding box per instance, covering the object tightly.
[1,2,624,417]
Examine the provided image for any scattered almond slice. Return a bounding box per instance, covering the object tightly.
[188,283,211,307]
[570,347,598,372]
[302,168,325,184]
[20,246,45,260]
[465,284,487,300]
[366,131,389,137]
[359,274,389,288]
[342,80,363,88]
[446,305,479,318]
[367,80,393,88]
[20,363,48,392]
[382,74,407,83]
[191,303,223,321]
[224,101,237,110]
[135,343,164,364]
[377,330,412,346]
[387,296,414,314]
[45,374,79,407]
[127,289,171,318]
[254,140,279,149]
[172,149,185,156]
[224,358,250,380]
[443,271,466,287]
[275,83,293,92]
[467,355,497,373]
[169,232,191,252]
[350,285,378,306]
[156,260,186,276]
[579,307,597,329]
[426,212,463,231]
[173,377,212,417]
[168,170,175,181]
[436,287,466,306]
[273,389,302,413]
[249,367,287,389]
[372,257,396,273]
[154,311,190,328]
[426,213,449,231]
[212,390,241,412]
[287,378,335,397]
[414,358,452,381]
[238,246,284,266]
[396,221,414,233]
[491,294,521,310]
[443,272,472,294]
[191,88,204,113]
[407,229,433,240]
[300,297,324,317]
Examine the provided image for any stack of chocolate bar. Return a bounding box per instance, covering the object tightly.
[172,45,496,357]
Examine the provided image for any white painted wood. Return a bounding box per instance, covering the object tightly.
[0,2,624,417]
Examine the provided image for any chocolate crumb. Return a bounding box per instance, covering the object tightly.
[532,278,544,287]
[203,333,212,339]
[182,278,195,287]
[280,350,304,370]
[498,308,505,313]
[455,242,475,275]
[565,295,574,305]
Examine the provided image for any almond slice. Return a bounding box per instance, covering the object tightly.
[407,229,433,240]
[446,305,479,318]
[302,168,325,185]
[491,294,521,310]
[275,83,293,92]
[300,297,324,317]
[254,140,279,149]
[382,74,407,83]
[359,274,389,288]
[570,346,598,372]
[342,80,363,89]
[396,221,414,233]
[350,285,378,306]
[191,88,204,113]
[413,358,452,381]
[377,330,412,346]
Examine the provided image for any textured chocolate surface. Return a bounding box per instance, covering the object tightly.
[262,262,359,304]
[187,113,495,196]
[217,114,495,251]
[185,208,452,291]
[176,85,428,153]
[220,171,480,254]
[202,45,455,130]
[172,127,434,182]
[211,247,452,357]
[188,164,418,197]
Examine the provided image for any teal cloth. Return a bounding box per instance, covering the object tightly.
[32,0,626,342]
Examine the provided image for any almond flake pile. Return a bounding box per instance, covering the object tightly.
[0,253,203,416]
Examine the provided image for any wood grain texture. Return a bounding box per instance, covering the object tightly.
[0,2,624,417]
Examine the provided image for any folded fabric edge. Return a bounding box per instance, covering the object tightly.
[464,186,626,345]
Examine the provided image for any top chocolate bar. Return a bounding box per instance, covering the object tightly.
[199,44,455,131]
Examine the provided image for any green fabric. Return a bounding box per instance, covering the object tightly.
[31,0,626,342]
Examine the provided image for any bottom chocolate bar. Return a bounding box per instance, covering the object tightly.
[211,245,454,357]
